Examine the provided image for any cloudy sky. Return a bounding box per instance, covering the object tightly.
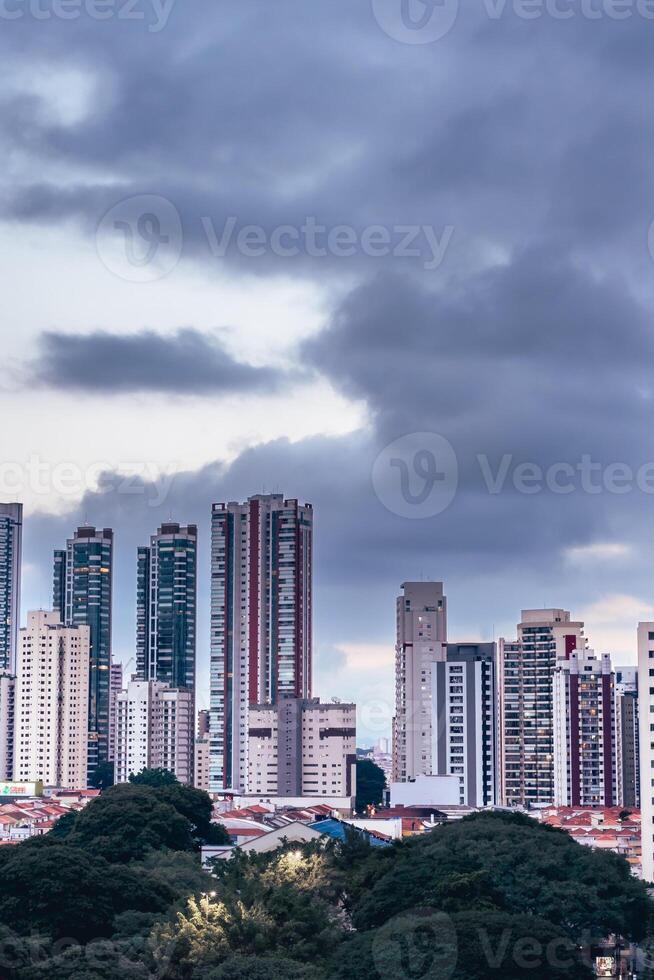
[4,0,654,740]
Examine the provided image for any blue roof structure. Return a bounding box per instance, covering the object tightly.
[308,818,392,848]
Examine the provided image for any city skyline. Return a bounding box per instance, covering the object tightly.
[3,3,653,972]
[6,494,648,754]
[15,501,651,743]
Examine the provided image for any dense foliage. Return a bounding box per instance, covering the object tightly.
[130,767,181,788]
[355,758,386,812]
[0,803,650,979]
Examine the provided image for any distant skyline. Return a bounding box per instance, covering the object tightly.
[3,2,654,739]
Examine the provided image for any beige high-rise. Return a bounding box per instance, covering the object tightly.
[13,611,90,789]
[393,582,447,782]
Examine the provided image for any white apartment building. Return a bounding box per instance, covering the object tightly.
[433,643,497,807]
[498,609,585,806]
[553,650,617,807]
[13,611,90,789]
[0,672,15,780]
[393,582,447,782]
[114,679,193,785]
[637,623,654,882]
[248,697,356,799]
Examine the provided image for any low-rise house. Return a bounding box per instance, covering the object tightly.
[537,806,641,876]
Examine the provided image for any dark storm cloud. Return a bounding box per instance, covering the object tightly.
[305,250,654,454]
[30,328,290,394]
[4,2,654,283]
[8,0,654,683]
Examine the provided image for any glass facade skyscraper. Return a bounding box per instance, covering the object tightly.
[0,503,22,675]
[52,526,114,780]
[0,504,23,674]
[136,523,197,694]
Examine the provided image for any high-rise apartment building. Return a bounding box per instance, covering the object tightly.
[53,526,113,779]
[13,611,90,788]
[498,609,585,807]
[210,495,313,792]
[108,662,123,762]
[136,523,197,695]
[638,623,654,882]
[393,582,447,782]
[114,679,193,785]
[0,503,22,674]
[553,650,617,807]
[248,697,356,800]
[432,643,497,807]
[0,672,15,780]
[615,667,640,808]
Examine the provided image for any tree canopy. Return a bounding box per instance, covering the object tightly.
[355,759,386,812]
[0,804,650,979]
[129,767,180,788]
[58,783,195,862]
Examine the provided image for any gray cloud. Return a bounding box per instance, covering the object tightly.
[3,2,654,285]
[305,251,654,458]
[30,328,291,394]
[7,0,654,721]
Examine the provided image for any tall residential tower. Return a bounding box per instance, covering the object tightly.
[136,523,197,693]
[553,649,617,807]
[13,611,90,789]
[53,526,113,780]
[393,581,447,782]
[433,642,497,807]
[497,609,585,807]
[210,495,313,792]
[0,503,22,674]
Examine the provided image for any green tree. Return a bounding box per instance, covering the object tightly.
[49,810,78,840]
[65,784,194,862]
[0,845,173,944]
[330,910,593,980]
[129,767,180,787]
[154,847,345,978]
[136,850,217,898]
[198,953,325,979]
[16,937,163,979]
[355,759,386,812]
[155,783,230,847]
[349,810,653,944]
